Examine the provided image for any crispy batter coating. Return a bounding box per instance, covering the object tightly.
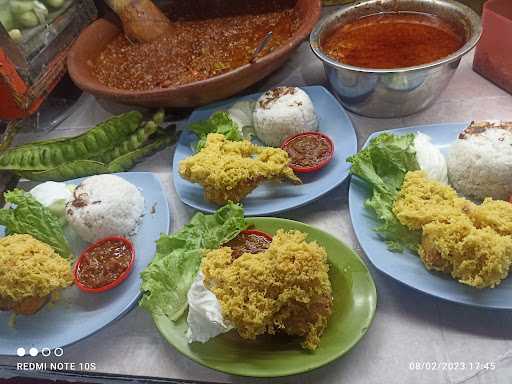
[470,198,512,236]
[393,171,475,230]
[179,134,301,205]
[394,171,512,288]
[0,234,73,315]
[202,230,332,350]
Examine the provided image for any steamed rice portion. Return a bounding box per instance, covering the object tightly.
[66,175,145,243]
[253,87,318,147]
[447,122,512,201]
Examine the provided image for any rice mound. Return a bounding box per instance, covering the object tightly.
[253,87,318,147]
[0,234,73,304]
[447,125,512,201]
[66,174,144,243]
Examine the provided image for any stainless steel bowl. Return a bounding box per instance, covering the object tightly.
[310,0,482,118]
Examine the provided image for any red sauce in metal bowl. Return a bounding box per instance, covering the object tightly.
[225,230,272,259]
[321,12,465,69]
[76,239,133,289]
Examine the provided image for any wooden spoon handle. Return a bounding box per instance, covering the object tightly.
[104,0,171,43]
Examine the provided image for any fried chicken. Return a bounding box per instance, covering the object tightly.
[0,234,73,315]
[393,171,512,288]
[202,230,332,350]
[179,133,301,205]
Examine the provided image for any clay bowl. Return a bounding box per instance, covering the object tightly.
[67,0,321,108]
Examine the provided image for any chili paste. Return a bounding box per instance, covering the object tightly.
[93,1,300,91]
[76,240,132,289]
[284,134,332,168]
[225,231,271,259]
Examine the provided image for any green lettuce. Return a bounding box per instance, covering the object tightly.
[189,111,243,151]
[140,203,248,321]
[347,133,421,252]
[0,189,71,258]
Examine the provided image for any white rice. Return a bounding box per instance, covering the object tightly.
[253,87,318,147]
[65,174,145,243]
[447,125,512,201]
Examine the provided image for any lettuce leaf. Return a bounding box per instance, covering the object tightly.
[347,133,421,252]
[140,203,248,321]
[0,189,71,258]
[189,111,243,151]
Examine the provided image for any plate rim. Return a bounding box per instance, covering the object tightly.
[348,122,512,310]
[172,85,358,216]
[0,171,171,356]
[153,216,377,377]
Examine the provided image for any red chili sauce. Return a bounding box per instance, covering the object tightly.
[284,135,331,168]
[93,0,300,91]
[321,12,465,69]
[76,240,132,289]
[225,232,271,259]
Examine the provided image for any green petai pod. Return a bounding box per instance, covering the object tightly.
[17,161,110,182]
[0,111,143,171]
[93,109,165,164]
[94,121,157,164]
[108,133,176,173]
[17,131,177,182]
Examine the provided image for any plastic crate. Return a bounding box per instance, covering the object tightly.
[0,0,97,120]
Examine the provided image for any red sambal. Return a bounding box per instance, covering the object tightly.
[93,1,300,91]
[76,239,132,289]
[225,230,272,259]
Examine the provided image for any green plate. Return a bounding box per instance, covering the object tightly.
[153,217,377,377]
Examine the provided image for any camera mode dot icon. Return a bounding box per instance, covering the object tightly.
[16,348,25,357]
[29,347,39,357]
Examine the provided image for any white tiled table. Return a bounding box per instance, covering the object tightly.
[2,28,512,384]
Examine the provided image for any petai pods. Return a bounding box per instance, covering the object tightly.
[0,111,143,171]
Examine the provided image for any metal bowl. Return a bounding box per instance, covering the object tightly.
[310,0,482,118]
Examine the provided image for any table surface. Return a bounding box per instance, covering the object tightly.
[2,16,512,384]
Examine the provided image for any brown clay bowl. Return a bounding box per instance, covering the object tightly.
[67,0,321,108]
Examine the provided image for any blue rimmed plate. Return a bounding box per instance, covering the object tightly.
[173,86,357,216]
[0,172,170,355]
[349,123,512,309]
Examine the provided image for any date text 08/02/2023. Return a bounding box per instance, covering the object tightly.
[409,361,497,371]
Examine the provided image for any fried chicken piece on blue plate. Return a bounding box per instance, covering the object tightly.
[179,133,301,205]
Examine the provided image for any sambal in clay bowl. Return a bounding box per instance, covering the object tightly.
[67,0,321,108]
[310,0,481,118]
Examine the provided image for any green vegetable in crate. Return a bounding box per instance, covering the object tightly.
[42,0,65,8]
[16,11,38,28]
[0,7,14,31]
[10,1,35,16]
[33,1,49,20]
[11,0,48,28]
[8,29,22,42]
